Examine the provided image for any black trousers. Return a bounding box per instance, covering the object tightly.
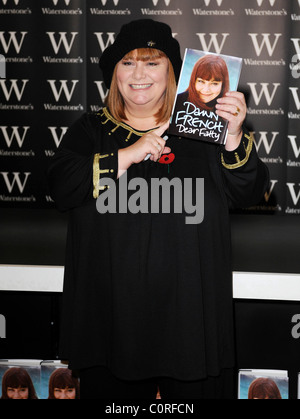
[79,366,236,400]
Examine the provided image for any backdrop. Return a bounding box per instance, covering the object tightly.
[0,0,299,215]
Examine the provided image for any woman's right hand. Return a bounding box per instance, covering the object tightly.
[118,122,171,178]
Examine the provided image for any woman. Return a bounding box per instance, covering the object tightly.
[48,19,269,399]
[180,54,230,112]
[1,367,38,399]
[48,368,79,399]
[248,378,282,399]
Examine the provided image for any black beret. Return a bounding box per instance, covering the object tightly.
[99,19,182,89]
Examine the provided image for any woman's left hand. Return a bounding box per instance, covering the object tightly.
[215,91,247,151]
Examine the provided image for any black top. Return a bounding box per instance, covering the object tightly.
[47,108,269,381]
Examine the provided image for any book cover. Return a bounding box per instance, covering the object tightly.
[238,369,289,400]
[40,360,79,399]
[0,359,42,399]
[169,49,243,145]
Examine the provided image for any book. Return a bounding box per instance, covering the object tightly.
[169,48,243,145]
[41,360,79,399]
[238,369,289,399]
[0,359,42,399]
[0,359,79,399]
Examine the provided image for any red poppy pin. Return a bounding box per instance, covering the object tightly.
[158,153,175,165]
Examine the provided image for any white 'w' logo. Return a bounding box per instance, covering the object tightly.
[1,0,20,5]
[51,0,72,5]
[152,0,172,6]
[203,0,224,6]
[99,0,120,5]
[256,0,277,6]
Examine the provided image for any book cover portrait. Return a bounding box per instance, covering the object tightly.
[238,370,289,400]
[169,49,242,145]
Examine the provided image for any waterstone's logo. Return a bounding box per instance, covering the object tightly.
[0,32,32,64]
[46,32,78,55]
[96,173,205,225]
[44,79,83,112]
[193,0,235,17]
[245,0,287,17]
[243,33,285,69]
[0,170,36,203]
[0,0,32,14]
[141,0,182,17]
[289,87,300,120]
[0,125,35,158]
[246,82,284,117]
[287,135,300,169]
[249,33,282,58]
[0,31,28,55]
[287,183,300,207]
[89,0,131,16]
[44,32,83,64]
[41,0,83,15]
[0,79,33,111]
[251,131,283,165]
[196,33,229,54]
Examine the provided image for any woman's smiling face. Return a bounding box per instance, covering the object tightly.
[195,78,223,103]
[116,49,169,110]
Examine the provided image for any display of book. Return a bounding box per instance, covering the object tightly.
[238,369,289,400]
[0,359,79,399]
[169,49,243,145]
[1,359,298,399]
